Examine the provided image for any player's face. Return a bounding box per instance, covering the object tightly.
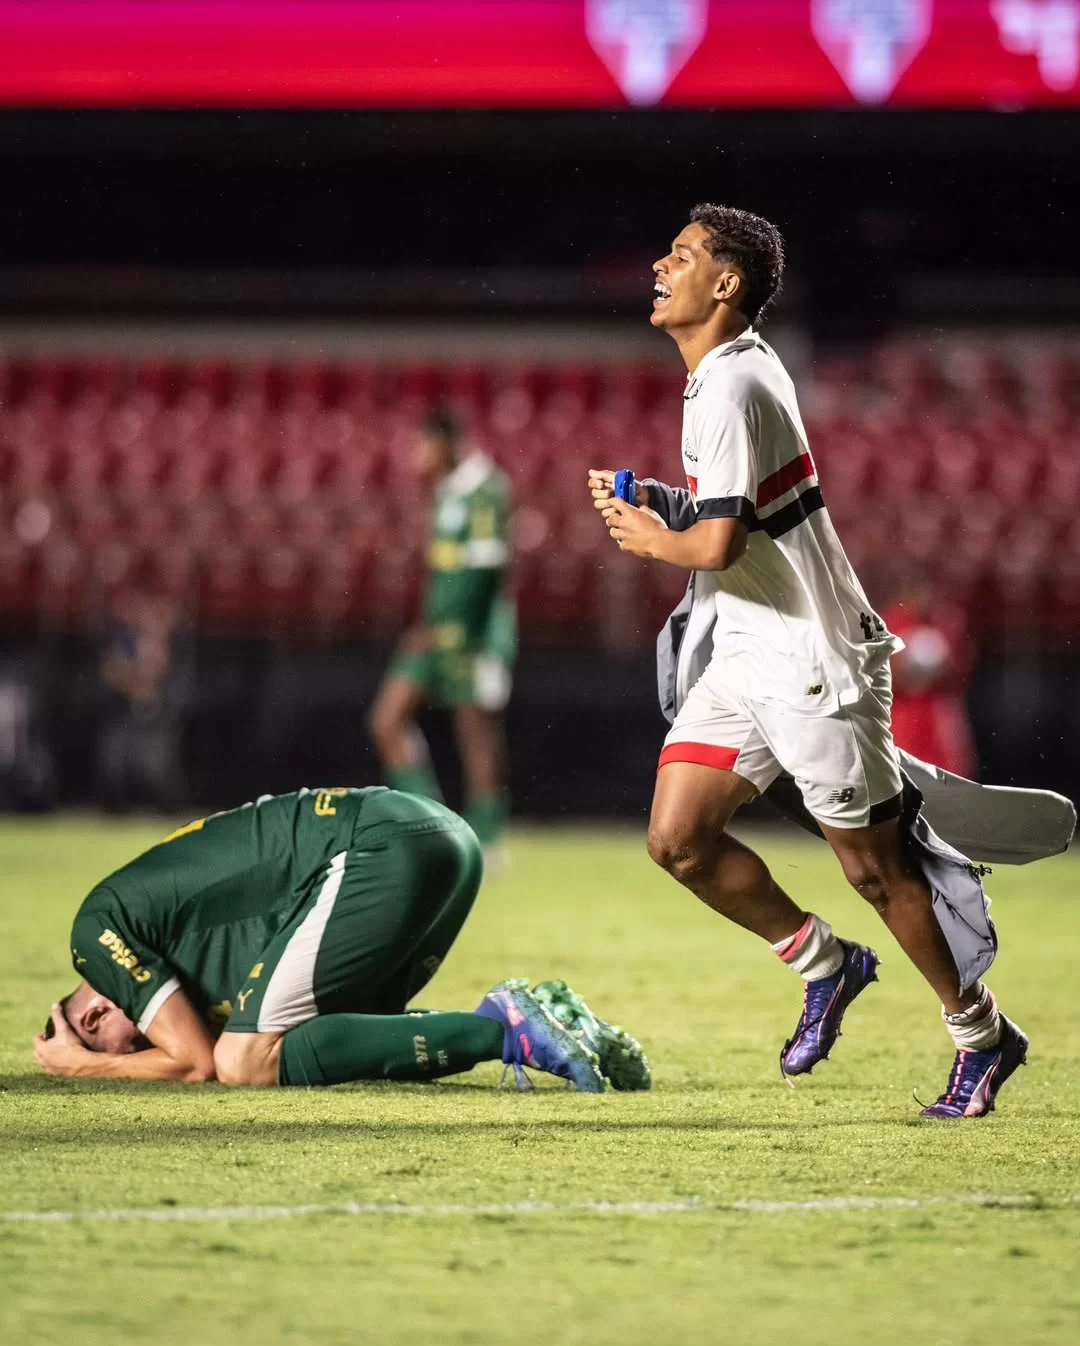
[78,991,145,1054]
[651,223,735,332]
[414,430,454,481]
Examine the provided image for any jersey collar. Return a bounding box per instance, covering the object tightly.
[684,328,760,399]
[439,450,492,496]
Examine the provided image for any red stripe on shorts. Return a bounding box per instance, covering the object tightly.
[657,742,740,772]
[756,452,815,509]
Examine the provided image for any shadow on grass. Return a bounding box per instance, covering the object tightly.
[0,1092,922,1149]
[0,1074,892,1099]
[2,1118,921,1148]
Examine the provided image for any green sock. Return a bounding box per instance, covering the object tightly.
[278,1011,503,1086]
[387,763,443,802]
[465,792,508,845]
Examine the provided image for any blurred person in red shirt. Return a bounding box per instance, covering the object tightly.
[883,577,977,780]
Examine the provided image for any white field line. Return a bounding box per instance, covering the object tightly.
[2,1193,1076,1225]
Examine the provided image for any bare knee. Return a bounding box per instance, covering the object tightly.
[849,868,889,912]
[646,821,716,889]
[838,854,905,914]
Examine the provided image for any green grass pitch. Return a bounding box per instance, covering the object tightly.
[1,816,1078,1346]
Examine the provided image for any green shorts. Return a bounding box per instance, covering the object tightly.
[392,646,512,711]
[224,793,483,1034]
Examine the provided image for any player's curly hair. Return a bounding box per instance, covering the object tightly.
[688,203,785,324]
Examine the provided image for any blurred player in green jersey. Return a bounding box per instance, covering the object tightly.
[33,787,648,1090]
[369,408,515,863]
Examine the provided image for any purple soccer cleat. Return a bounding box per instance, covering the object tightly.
[780,940,880,1078]
[475,978,604,1093]
[918,1016,1029,1119]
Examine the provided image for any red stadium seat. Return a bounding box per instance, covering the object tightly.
[198,545,259,632]
[0,342,1075,643]
[37,537,86,628]
[0,539,38,620]
[445,364,492,414]
[250,545,312,636]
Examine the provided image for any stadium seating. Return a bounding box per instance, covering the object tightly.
[0,341,1077,646]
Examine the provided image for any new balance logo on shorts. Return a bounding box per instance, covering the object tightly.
[826,787,856,805]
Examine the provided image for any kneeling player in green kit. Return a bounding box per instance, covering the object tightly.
[34,788,648,1092]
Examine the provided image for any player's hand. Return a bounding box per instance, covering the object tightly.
[587,469,650,511]
[601,497,665,558]
[33,1005,91,1077]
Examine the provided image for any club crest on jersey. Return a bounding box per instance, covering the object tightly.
[586,0,707,105]
[812,0,931,104]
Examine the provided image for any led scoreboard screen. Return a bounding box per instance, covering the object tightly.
[0,1,1077,108]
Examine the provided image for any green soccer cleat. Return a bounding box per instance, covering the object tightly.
[532,979,651,1091]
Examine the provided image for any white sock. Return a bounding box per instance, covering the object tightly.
[771,913,844,980]
[943,985,1002,1051]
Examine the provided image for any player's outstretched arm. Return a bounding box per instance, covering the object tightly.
[34,989,217,1083]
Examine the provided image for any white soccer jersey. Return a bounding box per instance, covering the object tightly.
[679,330,901,716]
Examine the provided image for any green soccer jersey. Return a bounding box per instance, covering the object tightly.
[69,788,379,1033]
[423,451,514,655]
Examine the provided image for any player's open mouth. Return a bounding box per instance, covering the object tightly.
[652,281,671,307]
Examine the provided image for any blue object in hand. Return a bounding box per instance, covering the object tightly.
[613,469,636,505]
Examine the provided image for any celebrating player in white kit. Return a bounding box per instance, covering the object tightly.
[590,203,1029,1118]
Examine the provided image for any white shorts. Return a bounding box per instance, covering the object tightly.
[660,664,903,829]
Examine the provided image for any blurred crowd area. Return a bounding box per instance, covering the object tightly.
[2,327,1076,816]
[3,333,1079,656]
